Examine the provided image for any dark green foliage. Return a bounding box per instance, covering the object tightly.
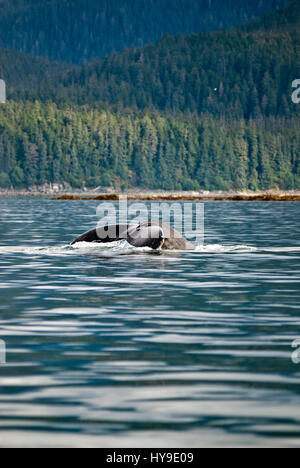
[0,47,74,100]
[0,0,287,64]
[0,101,299,190]
[56,26,299,120]
[0,1,299,192]
[243,0,300,31]
[3,1,299,122]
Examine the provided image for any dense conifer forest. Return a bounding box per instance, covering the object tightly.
[0,0,299,191]
[0,102,298,191]
[2,0,299,122]
[0,0,287,64]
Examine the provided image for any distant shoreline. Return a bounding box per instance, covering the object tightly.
[1,190,300,201]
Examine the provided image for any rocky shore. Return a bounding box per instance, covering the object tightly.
[1,189,300,201]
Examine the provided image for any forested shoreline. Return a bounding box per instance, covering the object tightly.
[0,1,299,191]
[0,102,298,191]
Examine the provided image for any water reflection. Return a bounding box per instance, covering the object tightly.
[0,198,300,447]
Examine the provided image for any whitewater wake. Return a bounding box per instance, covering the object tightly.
[0,241,299,257]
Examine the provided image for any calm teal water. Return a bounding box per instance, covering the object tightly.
[0,197,300,447]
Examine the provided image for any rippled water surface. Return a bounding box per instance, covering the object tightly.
[0,197,300,447]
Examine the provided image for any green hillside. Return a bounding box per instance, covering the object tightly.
[0,102,299,191]
[0,47,72,100]
[4,1,299,121]
[55,27,299,120]
[0,1,299,191]
[0,0,287,64]
[243,0,300,30]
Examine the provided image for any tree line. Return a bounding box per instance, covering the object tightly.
[0,101,299,190]
[0,1,299,191]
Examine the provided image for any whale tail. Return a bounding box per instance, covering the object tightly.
[71,224,129,245]
[71,223,164,250]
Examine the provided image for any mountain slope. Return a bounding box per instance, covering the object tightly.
[243,0,300,30]
[0,0,299,191]
[0,0,287,64]
[0,47,72,100]
[16,0,298,121]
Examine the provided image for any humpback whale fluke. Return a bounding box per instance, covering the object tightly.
[71,222,195,251]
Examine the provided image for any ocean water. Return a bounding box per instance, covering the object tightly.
[0,196,300,448]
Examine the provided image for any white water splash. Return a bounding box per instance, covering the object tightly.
[0,240,151,257]
[195,244,257,253]
[1,242,298,257]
